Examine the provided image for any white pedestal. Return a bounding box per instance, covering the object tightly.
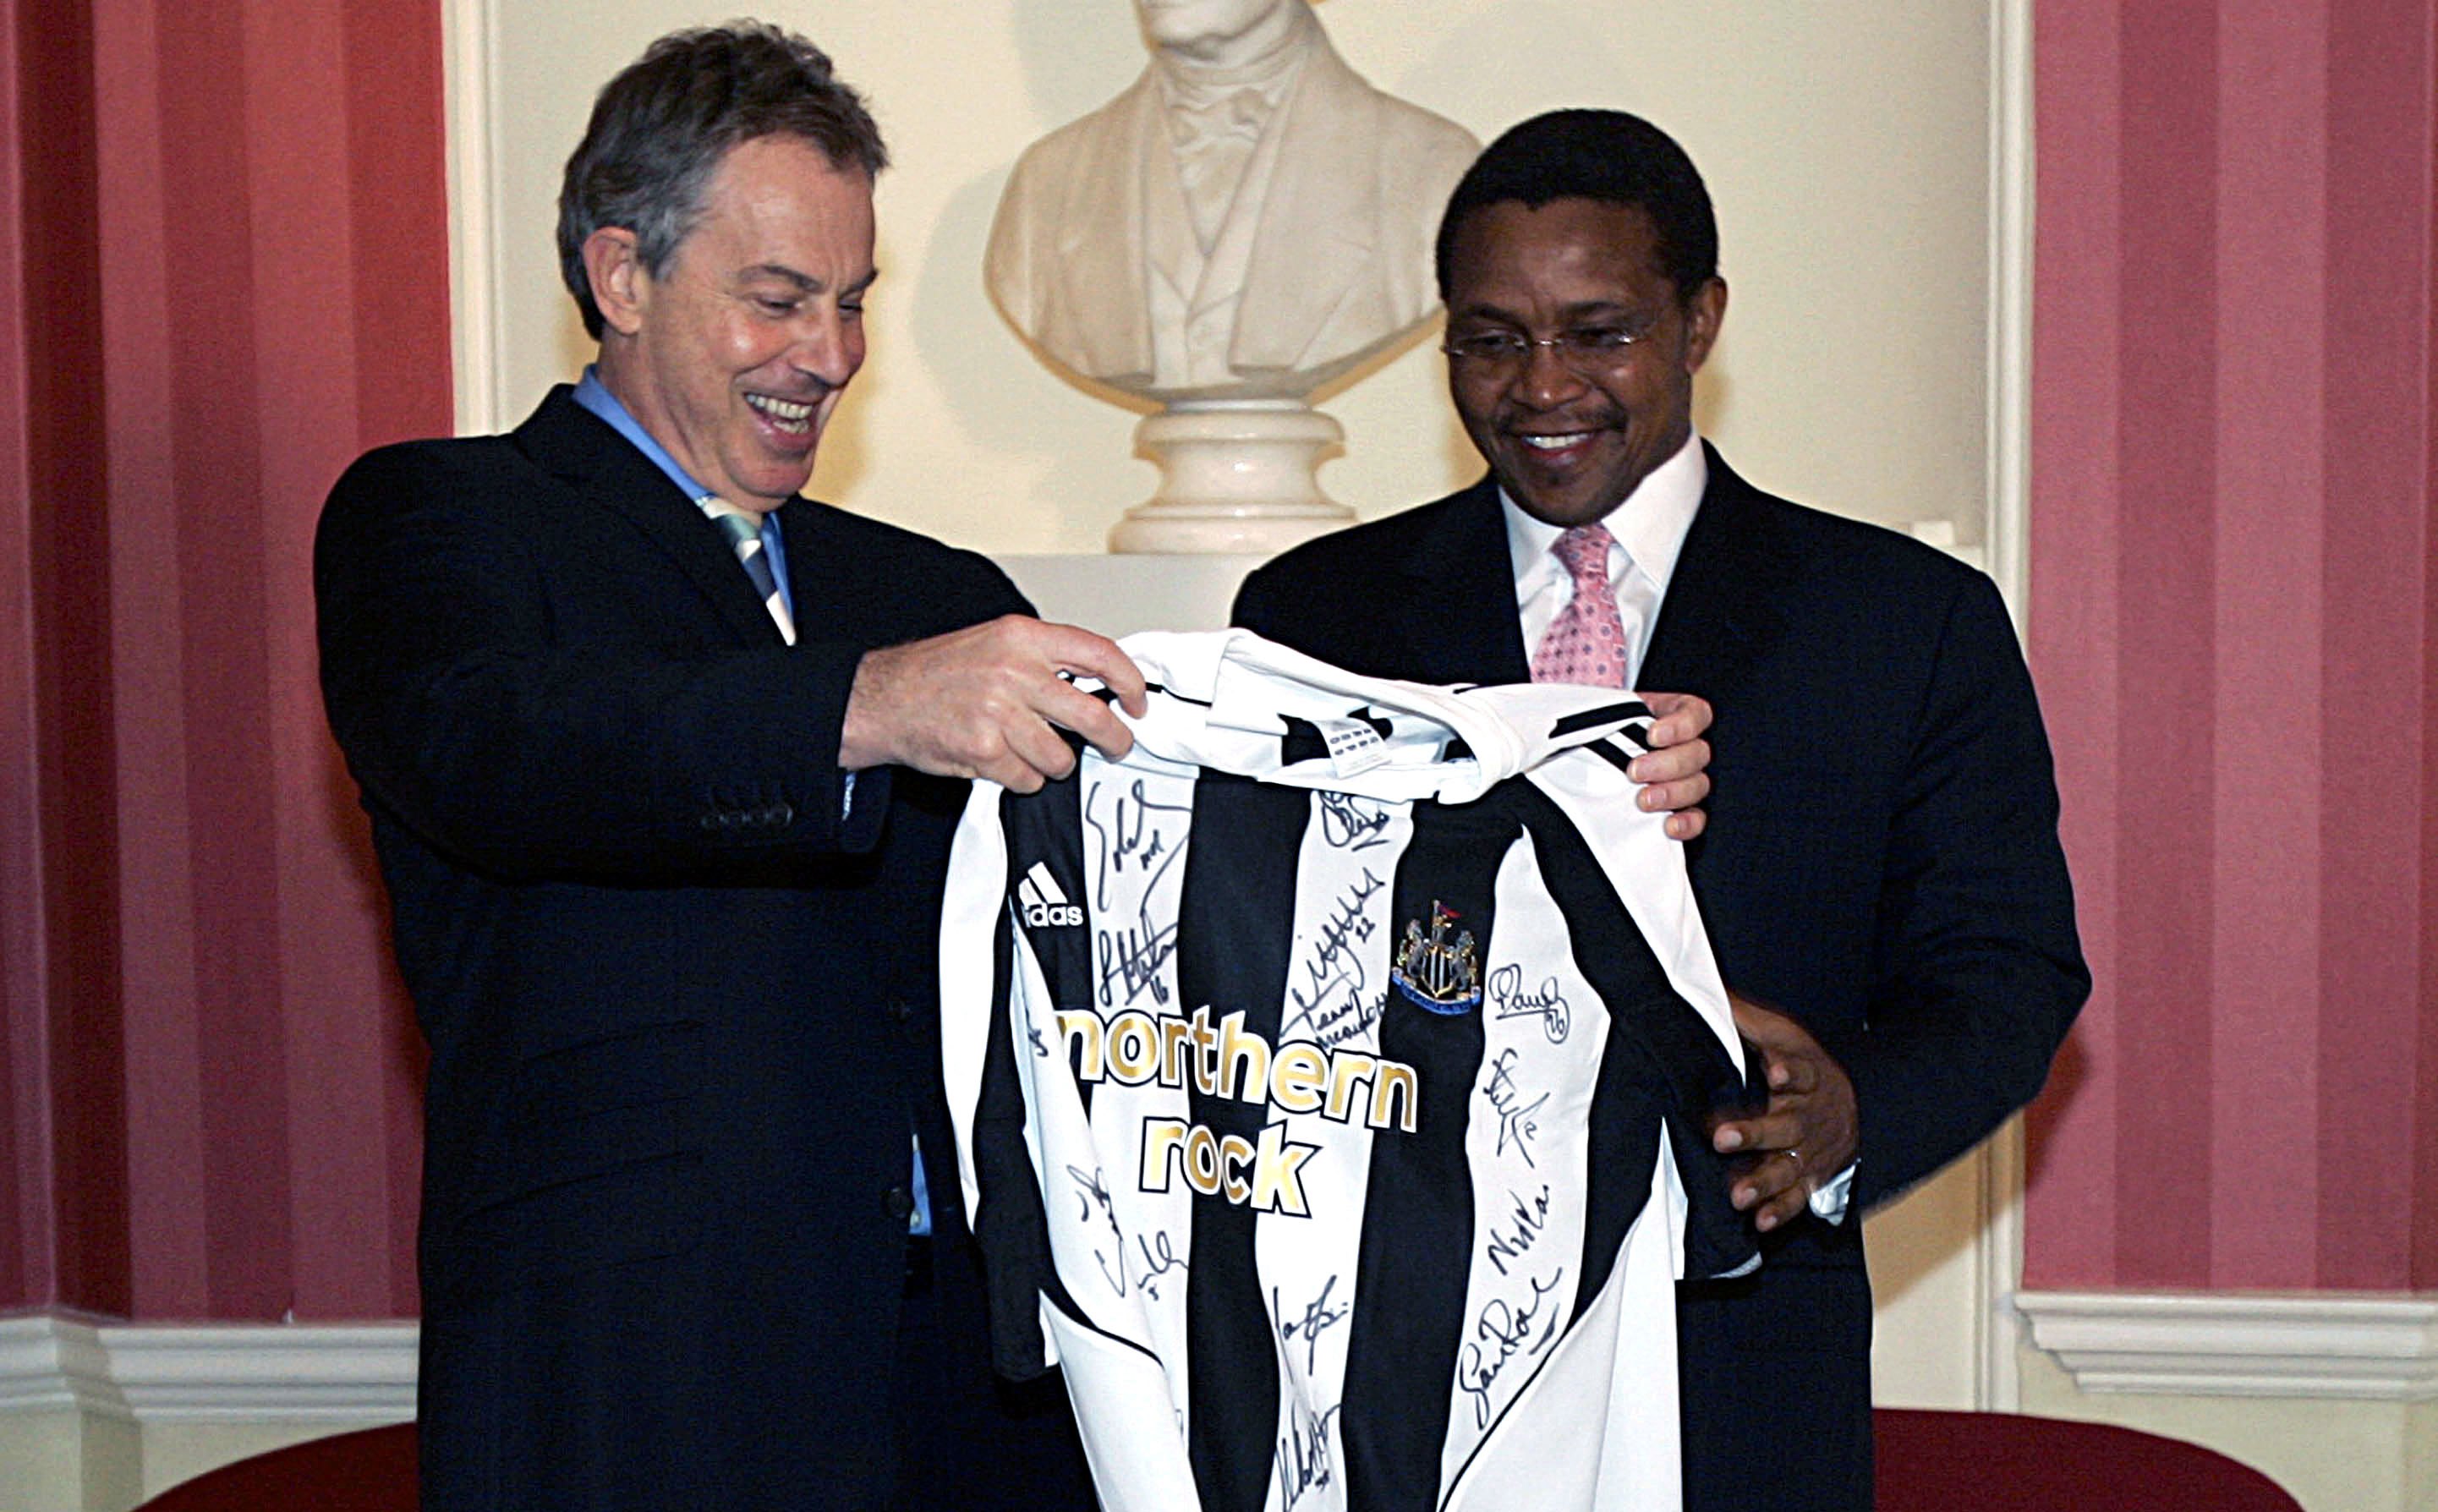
[1109,401,1356,555]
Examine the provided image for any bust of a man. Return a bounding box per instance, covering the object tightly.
[986,0,1479,404]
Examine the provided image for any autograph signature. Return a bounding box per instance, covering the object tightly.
[1482,1049,1550,1166]
[1095,919,1179,1009]
[1456,1268,1566,1428]
[1274,1274,1352,1375]
[1484,1183,1552,1278]
[1063,1163,1186,1300]
[1286,870,1385,1026]
[1279,985,1384,1050]
[1083,779,1191,909]
[1317,792,1394,851]
[1083,781,1193,1009]
[1274,1400,1345,1508]
[1066,1164,1130,1296]
[1133,1228,1186,1301]
[1487,963,1571,1043]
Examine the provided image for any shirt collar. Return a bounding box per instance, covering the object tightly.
[573,365,712,503]
[1503,430,1707,596]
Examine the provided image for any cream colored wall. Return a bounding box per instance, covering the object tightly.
[477,0,1994,553]
[0,1411,137,1512]
[467,0,2013,1417]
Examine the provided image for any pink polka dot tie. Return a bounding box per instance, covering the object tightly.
[1531,523,1632,689]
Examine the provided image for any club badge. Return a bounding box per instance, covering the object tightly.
[1390,901,1481,1015]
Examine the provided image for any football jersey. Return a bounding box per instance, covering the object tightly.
[939,629,1760,1512]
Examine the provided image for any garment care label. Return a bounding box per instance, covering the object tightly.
[1318,717,1389,778]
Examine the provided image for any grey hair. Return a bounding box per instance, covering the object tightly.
[556,20,888,340]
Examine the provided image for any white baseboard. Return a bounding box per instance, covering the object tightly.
[13,1291,2430,1424]
[2014,1290,2438,1400]
[0,1314,417,1422]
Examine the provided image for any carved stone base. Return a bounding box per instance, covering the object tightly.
[1109,401,1356,555]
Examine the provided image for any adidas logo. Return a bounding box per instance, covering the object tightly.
[1016,863,1083,929]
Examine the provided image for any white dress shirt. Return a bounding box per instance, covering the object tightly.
[1504,431,1707,690]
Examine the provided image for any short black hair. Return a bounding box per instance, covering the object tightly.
[557,21,888,341]
[1435,109,1718,303]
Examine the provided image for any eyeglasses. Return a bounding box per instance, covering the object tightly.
[1440,321,1657,372]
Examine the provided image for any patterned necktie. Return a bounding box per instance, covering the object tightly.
[1531,523,1633,688]
[700,498,795,646]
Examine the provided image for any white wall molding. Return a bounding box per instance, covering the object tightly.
[1972,1117,2026,1411]
[0,1315,416,1422]
[0,1315,127,1419]
[1967,0,2036,1413]
[441,0,503,436]
[2016,1291,2438,1400]
[1983,0,2035,629]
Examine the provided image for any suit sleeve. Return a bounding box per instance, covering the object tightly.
[1230,558,1301,644]
[314,444,1027,881]
[1827,572,2089,1208]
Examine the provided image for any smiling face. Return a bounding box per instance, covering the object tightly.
[1443,197,1725,528]
[589,134,876,512]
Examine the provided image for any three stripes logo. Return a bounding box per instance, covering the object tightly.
[1016,863,1084,929]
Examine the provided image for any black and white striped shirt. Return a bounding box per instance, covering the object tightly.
[940,630,1760,1512]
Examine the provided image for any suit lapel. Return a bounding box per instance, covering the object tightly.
[1396,479,1532,686]
[1637,445,1796,698]
[515,388,785,649]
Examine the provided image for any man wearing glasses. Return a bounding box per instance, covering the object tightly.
[1233,109,2087,1510]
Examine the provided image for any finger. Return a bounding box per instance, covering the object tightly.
[1729,1149,1807,1213]
[1636,691,1713,747]
[1766,1053,1819,1094]
[974,737,1048,795]
[1038,679,1137,761]
[1750,1181,1813,1232]
[1000,713,1082,788]
[1035,622,1148,717]
[1635,773,1712,814]
[1663,808,1707,841]
[1712,1109,1808,1155]
[1626,738,1710,786]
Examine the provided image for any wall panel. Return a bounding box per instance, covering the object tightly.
[1,0,447,1320]
[2025,0,2438,1292]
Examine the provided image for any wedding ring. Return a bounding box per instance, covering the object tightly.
[1780,1147,1805,1171]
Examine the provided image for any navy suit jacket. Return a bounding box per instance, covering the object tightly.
[317,388,1035,1509]
[1233,448,2088,1511]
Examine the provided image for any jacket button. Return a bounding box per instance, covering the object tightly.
[884,1185,915,1221]
[767,801,794,828]
[886,999,915,1026]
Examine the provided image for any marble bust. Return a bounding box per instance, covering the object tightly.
[986,0,1480,404]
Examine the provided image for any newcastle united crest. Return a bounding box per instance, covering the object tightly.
[1390,902,1481,1015]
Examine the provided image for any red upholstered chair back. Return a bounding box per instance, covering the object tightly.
[135,1411,2313,1510]
[138,1422,417,1511]
[1874,1408,2304,1511]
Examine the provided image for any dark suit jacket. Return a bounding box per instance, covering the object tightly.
[1233,449,2089,1511]
[316,389,1058,1510]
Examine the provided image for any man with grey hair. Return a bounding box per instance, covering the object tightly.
[317,22,1129,1509]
